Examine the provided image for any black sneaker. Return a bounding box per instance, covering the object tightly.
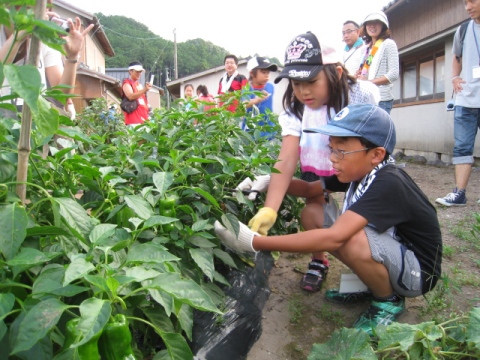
[435,188,466,207]
[325,288,372,304]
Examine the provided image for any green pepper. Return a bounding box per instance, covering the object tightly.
[98,314,135,360]
[160,197,177,233]
[63,318,102,360]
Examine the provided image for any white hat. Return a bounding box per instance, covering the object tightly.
[363,11,389,28]
[128,61,145,72]
[247,56,278,72]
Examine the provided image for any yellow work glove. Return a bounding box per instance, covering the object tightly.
[248,207,277,236]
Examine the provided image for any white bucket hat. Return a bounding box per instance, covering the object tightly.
[363,11,389,28]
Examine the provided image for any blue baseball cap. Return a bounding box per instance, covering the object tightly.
[304,104,396,154]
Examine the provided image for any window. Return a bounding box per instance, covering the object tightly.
[394,47,445,105]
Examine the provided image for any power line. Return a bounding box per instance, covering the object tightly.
[101,25,165,41]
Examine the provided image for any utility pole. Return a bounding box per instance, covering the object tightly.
[173,28,178,80]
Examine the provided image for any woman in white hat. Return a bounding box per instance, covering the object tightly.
[122,61,152,125]
[357,11,399,114]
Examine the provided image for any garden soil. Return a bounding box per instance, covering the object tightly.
[247,162,480,360]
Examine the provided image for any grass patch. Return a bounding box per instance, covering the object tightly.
[288,294,305,324]
[420,274,455,318]
[315,303,345,327]
[451,214,480,251]
[443,245,455,258]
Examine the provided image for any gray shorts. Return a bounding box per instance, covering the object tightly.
[365,226,423,298]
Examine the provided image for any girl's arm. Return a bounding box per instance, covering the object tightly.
[287,178,324,199]
[263,135,300,212]
[0,30,28,64]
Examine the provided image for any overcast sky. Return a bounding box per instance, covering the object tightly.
[64,0,393,61]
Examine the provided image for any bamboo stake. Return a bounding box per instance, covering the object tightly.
[15,0,47,205]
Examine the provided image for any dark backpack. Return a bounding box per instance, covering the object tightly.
[457,20,471,58]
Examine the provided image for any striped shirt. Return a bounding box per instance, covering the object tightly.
[366,39,399,101]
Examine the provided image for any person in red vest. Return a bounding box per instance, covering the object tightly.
[217,54,247,112]
[122,61,152,125]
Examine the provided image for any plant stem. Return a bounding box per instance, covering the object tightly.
[440,351,480,358]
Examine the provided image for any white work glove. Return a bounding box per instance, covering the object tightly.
[236,174,271,200]
[214,220,258,254]
[66,103,76,120]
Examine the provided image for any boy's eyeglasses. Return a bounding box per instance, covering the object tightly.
[327,145,371,160]
[342,29,358,35]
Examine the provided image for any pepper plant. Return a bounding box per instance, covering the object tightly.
[0,78,302,358]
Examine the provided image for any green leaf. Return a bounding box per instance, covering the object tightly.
[151,273,221,314]
[144,215,178,227]
[189,248,214,281]
[190,187,220,208]
[467,307,480,347]
[141,307,175,333]
[191,219,212,232]
[152,172,174,196]
[89,223,117,244]
[32,19,67,53]
[213,248,237,268]
[6,248,59,267]
[147,287,174,316]
[124,194,153,220]
[75,298,111,346]
[187,236,217,248]
[213,271,230,286]
[307,328,376,360]
[186,157,216,164]
[33,96,59,136]
[0,293,15,317]
[158,331,193,360]
[126,243,180,264]
[124,266,161,282]
[0,293,15,340]
[4,64,41,113]
[54,197,94,244]
[11,298,69,354]
[33,266,88,298]
[221,213,240,237]
[26,226,70,237]
[377,322,441,352]
[83,275,110,293]
[176,304,193,342]
[0,203,28,260]
[63,257,96,286]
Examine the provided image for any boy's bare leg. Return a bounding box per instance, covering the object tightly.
[301,196,329,262]
[331,229,393,297]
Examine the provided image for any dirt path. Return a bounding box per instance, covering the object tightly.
[248,162,480,359]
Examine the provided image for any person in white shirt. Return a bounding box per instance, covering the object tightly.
[342,20,365,76]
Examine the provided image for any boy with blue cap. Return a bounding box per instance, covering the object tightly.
[215,104,442,335]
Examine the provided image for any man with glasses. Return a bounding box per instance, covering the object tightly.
[342,20,365,76]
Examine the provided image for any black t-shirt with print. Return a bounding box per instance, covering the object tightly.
[347,165,442,294]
